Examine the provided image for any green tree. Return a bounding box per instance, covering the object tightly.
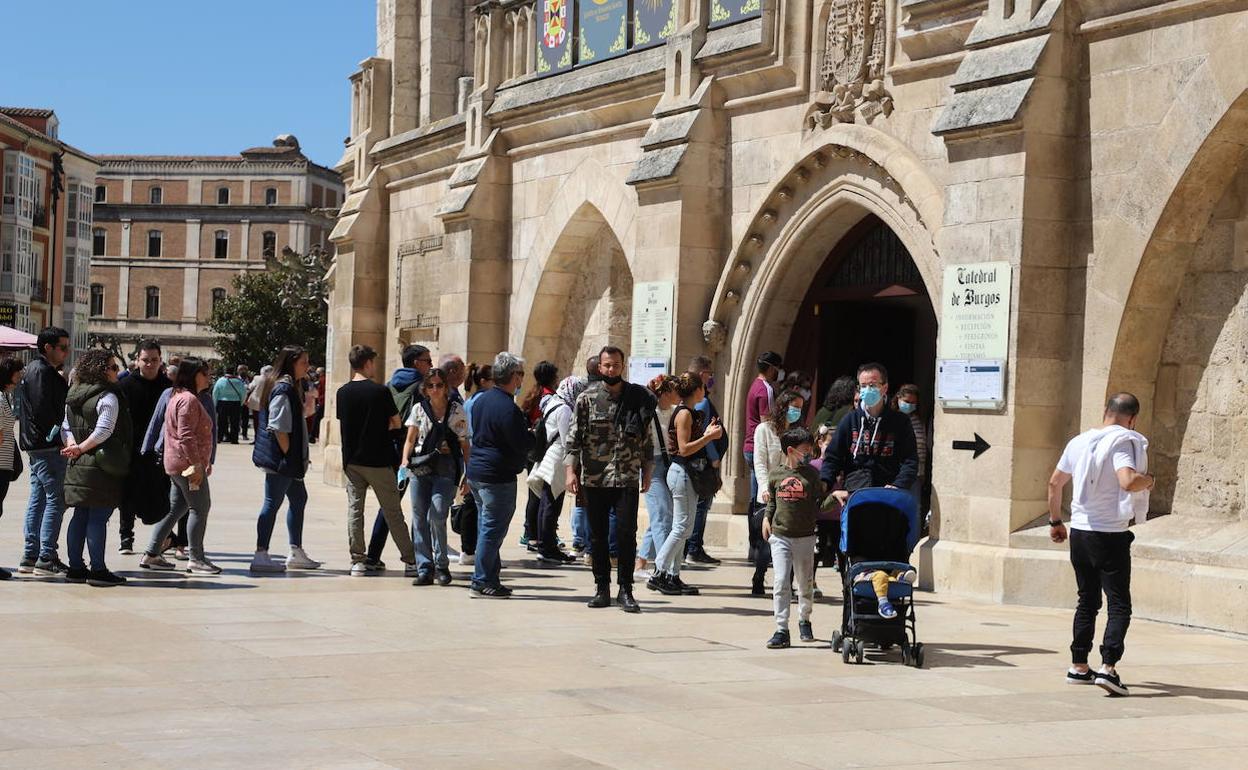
[208,246,330,370]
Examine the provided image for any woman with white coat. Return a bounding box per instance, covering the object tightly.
[528,375,586,565]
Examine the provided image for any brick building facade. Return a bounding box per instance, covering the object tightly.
[91,136,343,359]
[1,107,99,353]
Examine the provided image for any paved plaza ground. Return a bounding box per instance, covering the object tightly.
[1,444,1247,769]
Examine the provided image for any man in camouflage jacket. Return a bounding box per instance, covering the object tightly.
[566,346,655,613]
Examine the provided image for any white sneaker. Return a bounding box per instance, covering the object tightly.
[897,569,917,585]
[458,552,474,566]
[403,562,420,577]
[140,553,177,571]
[446,545,460,559]
[286,546,322,570]
[634,568,653,582]
[250,549,286,573]
[350,562,369,577]
[187,558,222,575]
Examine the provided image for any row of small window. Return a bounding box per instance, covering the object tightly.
[93,228,278,258]
[93,185,279,206]
[89,284,227,319]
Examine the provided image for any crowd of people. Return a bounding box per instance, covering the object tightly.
[0,325,1147,694]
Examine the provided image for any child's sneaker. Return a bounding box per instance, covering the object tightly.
[766,629,791,649]
[798,621,814,643]
[897,569,917,584]
[877,599,898,619]
[1065,668,1096,685]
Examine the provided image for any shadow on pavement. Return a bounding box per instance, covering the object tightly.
[1134,681,1248,701]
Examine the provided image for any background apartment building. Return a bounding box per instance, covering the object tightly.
[1,107,99,353]
[90,135,342,359]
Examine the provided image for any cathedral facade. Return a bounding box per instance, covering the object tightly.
[328,0,1248,632]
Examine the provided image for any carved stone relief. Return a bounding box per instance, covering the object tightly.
[808,0,893,129]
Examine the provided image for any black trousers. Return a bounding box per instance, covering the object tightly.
[1070,528,1133,666]
[585,487,638,590]
[240,406,250,439]
[523,489,541,544]
[217,401,241,443]
[537,483,565,556]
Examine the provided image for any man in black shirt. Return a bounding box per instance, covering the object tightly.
[820,362,918,501]
[337,345,417,576]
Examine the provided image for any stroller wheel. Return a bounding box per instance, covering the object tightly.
[831,630,843,652]
[841,639,852,664]
[854,640,864,664]
[913,643,925,668]
[901,642,912,666]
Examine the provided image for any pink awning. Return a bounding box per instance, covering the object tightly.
[0,325,37,352]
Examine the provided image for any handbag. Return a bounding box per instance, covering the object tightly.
[450,491,477,535]
[407,401,455,478]
[687,457,722,499]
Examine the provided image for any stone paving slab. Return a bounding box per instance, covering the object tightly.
[1,444,1247,768]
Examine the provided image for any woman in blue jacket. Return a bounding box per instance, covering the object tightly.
[250,345,322,573]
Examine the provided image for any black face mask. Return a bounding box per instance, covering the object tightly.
[602,375,623,386]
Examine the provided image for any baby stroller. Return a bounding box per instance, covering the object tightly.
[830,487,924,667]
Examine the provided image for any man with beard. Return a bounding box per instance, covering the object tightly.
[116,340,173,554]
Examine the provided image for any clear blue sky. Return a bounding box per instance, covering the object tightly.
[3,1,376,167]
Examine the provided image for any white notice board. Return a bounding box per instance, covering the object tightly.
[938,359,1006,410]
[940,262,1012,360]
[628,357,667,386]
[631,281,674,362]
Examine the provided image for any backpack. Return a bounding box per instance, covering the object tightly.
[527,400,562,465]
[389,381,421,425]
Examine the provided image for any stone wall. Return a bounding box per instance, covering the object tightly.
[1152,163,1248,520]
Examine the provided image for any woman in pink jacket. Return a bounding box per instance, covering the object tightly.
[140,358,219,574]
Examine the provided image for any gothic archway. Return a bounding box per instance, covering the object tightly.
[702,128,943,482]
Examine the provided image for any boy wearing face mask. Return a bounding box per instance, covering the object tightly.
[762,427,821,649]
[819,362,918,500]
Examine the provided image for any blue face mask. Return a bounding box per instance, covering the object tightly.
[860,386,883,409]
[786,406,802,425]
[898,401,916,414]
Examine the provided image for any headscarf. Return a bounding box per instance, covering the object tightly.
[555,375,588,409]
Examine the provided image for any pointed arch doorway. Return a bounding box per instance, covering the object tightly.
[786,214,937,477]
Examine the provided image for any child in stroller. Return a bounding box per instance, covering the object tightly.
[830,486,924,667]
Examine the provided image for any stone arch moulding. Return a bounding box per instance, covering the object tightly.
[509,156,639,358]
[704,124,943,477]
[1092,77,1248,430]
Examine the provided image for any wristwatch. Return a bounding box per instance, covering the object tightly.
[1048,519,1063,527]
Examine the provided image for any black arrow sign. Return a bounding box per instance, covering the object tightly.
[952,433,991,459]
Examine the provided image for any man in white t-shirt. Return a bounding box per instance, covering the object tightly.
[1047,392,1154,697]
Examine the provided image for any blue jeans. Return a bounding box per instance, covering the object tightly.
[573,504,617,553]
[412,474,455,574]
[469,479,517,588]
[24,451,67,562]
[659,463,696,576]
[686,495,712,556]
[640,456,673,562]
[66,506,113,571]
[256,473,308,550]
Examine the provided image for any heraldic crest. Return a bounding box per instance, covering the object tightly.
[808,0,893,128]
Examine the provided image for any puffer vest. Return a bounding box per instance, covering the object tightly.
[64,382,133,508]
[251,379,308,479]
